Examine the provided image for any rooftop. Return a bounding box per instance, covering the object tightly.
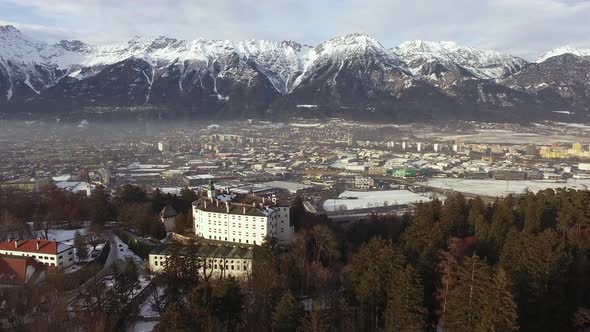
[0,255,39,285]
[193,197,274,217]
[0,239,72,255]
[150,241,253,260]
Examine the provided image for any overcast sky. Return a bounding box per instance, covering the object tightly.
[1,0,589,60]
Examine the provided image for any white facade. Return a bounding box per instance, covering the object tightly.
[274,206,293,245]
[157,142,169,152]
[193,199,293,246]
[149,252,252,279]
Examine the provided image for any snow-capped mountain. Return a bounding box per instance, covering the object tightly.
[502,53,590,113]
[1,25,589,121]
[292,33,407,88]
[289,33,416,101]
[393,40,527,80]
[282,33,461,121]
[537,46,590,63]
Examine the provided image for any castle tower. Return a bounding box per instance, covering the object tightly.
[83,169,92,197]
[207,179,216,199]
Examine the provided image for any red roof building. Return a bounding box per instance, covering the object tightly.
[0,240,74,271]
[0,256,40,285]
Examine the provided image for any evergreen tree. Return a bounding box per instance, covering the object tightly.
[437,238,469,328]
[162,241,203,303]
[290,195,306,231]
[84,185,115,225]
[482,197,516,261]
[174,213,188,234]
[468,196,487,237]
[210,279,243,330]
[73,230,88,262]
[445,255,493,332]
[272,291,303,332]
[499,229,572,331]
[301,304,330,332]
[385,265,426,332]
[440,193,469,237]
[520,192,543,234]
[348,237,405,330]
[115,184,148,206]
[179,187,198,213]
[156,303,192,332]
[477,267,518,332]
[151,188,167,213]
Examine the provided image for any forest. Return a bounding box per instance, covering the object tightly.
[1,186,590,331]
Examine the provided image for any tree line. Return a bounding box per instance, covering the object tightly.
[0,184,197,241]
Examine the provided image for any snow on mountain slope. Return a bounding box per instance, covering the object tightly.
[0,25,310,98]
[292,33,408,89]
[0,25,530,98]
[537,46,590,63]
[3,24,589,121]
[393,40,527,79]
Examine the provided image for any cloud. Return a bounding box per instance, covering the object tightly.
[0,18,80,41]
[0,0,589,59]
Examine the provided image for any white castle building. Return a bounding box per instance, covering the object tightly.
[192,182,294,246]
[149,239,253,279]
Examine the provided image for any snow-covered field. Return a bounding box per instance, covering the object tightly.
[139,287,165,319]
[52,174,71,181]
[47,227,88,243]
[117,162,172,170]
[323,190,432,212]
[260,181,312,193]
[55,181,93,193]
[128,321,157,332]
[419,178,590,197]
[423,128,590,144]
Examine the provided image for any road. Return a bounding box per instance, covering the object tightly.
[63,232,118,305]
[64,230,151,306]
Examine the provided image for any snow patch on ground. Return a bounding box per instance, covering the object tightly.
[55,181,93,193]
[52,174,71,181]
[113,235,145,266]
[419,178,590,197]
[128,321,157,332]
[46,228,88,242]
[324,190,432,212]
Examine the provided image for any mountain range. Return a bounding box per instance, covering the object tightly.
[1,25,589,122]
